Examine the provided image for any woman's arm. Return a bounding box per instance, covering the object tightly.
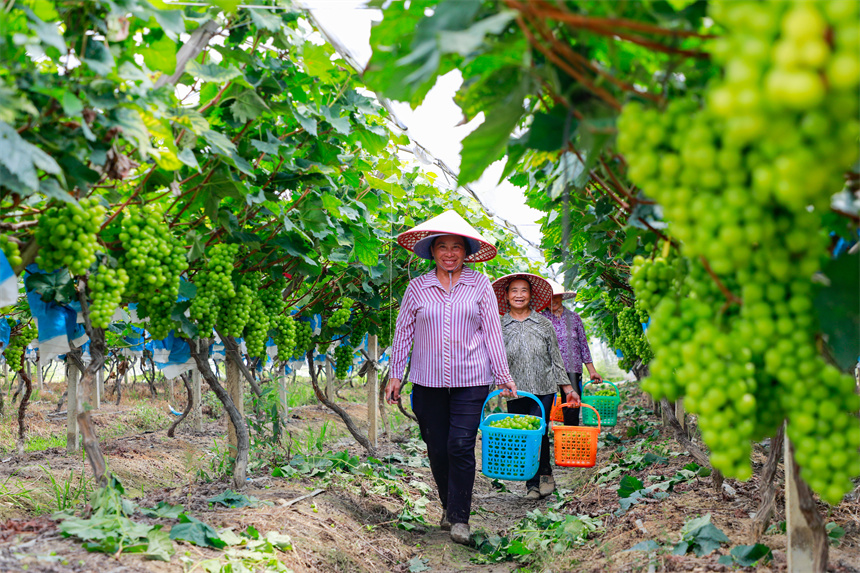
[478,280,517,397]
[573,311,602,383]
[389,282,417,383]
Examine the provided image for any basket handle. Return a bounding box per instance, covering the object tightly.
[482,389,546,423]
[583,379,619,395]
[560,402,601,432]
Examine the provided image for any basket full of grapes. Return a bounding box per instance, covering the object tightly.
[581,381,620,427]
[480,390,546,481]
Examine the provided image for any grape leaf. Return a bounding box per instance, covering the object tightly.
[169,514,226,549]
[144,528,175,561]
[617,475,644,498]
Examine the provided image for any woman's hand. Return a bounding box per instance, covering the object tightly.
[498,381,518,398]
[566,390,581,407]
[385,378,403,405]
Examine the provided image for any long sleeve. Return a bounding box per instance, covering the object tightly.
[545,324,570,388]
[573,311,593,364]
[389,281,417,380]
[478,280,514,386]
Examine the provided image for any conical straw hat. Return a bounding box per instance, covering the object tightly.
[491,273,553,315]
[546,278,576,300]
[396,210,497,262]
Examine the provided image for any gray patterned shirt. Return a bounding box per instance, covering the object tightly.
[500,311,569,396]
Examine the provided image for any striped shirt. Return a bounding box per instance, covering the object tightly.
[540,307,593,374]
[500,311,569,396]
[390,266,514,388]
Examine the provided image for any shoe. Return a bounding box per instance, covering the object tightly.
[525,486,541,500]
[440,510,451,531]
[450,523,470,545]
[539,475,555,497]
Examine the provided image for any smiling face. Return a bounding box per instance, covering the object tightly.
[551,294,565,313]
[431,235,467,272]
[507,278,532,312]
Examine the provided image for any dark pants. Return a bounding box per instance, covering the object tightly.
[411,384,490,525]
[561,372,583,426]
[507,393,555,490]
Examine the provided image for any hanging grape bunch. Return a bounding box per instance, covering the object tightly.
[243,280,270,360]
[602,293,653,371]
[273,314,296,361]
[0,236,22,268]
[220,279,253,338]
[35,197,105,276]
[89,268,129,329]
[334,343,354,379]
[4,322,37,372]
[618,0,860,502]
[327,296,354,329]
[377,306,397,349]
[119,205,188,340]
[292,319,314,359]
[189,243,239,335]
[629,247,685,313]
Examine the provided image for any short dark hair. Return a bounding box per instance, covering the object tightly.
[431,235,472,257]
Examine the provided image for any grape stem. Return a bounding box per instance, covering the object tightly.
[699,256,742,307]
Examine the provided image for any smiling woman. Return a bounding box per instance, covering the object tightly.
[384,209,517,545]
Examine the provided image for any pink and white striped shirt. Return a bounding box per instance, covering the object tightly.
[390,266,514,388]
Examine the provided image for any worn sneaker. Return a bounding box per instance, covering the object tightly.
[440,510,451,531]
[450,523,470,545]
[539,475,556,497]
[525,486,541,500]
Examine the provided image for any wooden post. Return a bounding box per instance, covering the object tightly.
[66,363,79,453]
[36,354,43,394]
[278,372,288,428]
[675,398,686,436]
[225,354,243,455]
[192,368,202,432]
[367,335,378,448]
[325,359,334,401]
[94,366,102,409]
[785,434,827,572]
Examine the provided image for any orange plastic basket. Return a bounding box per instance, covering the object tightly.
[552,403,601,468]
[550,395,564,422]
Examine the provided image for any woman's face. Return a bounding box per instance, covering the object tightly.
[551,294,564,312]
[431,235,467,272]
[507,279,532,311]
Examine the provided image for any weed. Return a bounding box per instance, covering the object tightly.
[40,465,91,512]
[0,475,43,514]
[127,403,170,431]
[23,433,65,452]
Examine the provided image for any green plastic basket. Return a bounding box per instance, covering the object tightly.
[581,381,620,427]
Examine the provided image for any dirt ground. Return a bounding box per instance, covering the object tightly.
[0,379,858,572]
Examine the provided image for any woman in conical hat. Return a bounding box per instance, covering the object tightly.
[385,209,517,545]
[540,278,603,426]
[491,273,579,499]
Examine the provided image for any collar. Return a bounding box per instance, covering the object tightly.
[417,265,480,290]
[502,310,538,325]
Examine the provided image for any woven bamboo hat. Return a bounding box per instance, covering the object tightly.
[491,273,553,315]
[396,210,497,262]
[546,278,576,300]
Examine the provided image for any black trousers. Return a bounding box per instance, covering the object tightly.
[560,372,583,426]
[507,392,556,489]
[411,384,490,525]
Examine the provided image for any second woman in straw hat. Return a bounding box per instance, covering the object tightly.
[491,273,580,499]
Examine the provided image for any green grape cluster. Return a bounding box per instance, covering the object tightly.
[488,415,541,431]
[244,294,270,360]
[587,387,617,398]
[292,320,314,359]
[630,252,685,312]
[119,205,188,340]
[333,343,353,379]
[220,282,253,337]
[189,244,239,335]
[4,322,37,372]
[0,236,22,268]
[602,293,653,371]
[617,0,860,502]
[273,314,296,361]
[327,297,354,329]
[259,277,286,314]
[378,307,396,349]
[89,268,129,328]
[35,197,105,275]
